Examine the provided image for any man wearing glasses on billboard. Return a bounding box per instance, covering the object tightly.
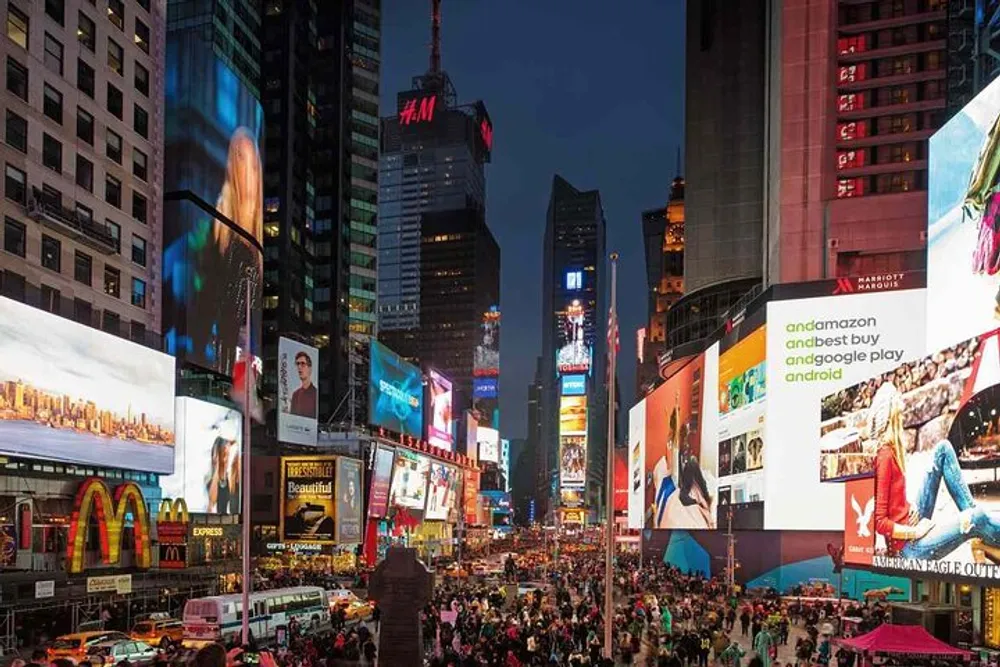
[290,351,317,418]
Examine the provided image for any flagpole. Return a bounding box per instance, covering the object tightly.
[241,275,252,647]
[604,252,619,660]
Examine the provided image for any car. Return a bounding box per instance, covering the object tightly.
[86,639,157,666]
[441,562,468,578]
[328,588,359,611]
[130,615,184,648]
[342,599,374,622]
[470,561,488,577]
[47,632,131,664]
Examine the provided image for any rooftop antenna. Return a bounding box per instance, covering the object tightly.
[430,0,442,75]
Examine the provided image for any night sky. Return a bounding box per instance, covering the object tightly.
[380,0,686,439]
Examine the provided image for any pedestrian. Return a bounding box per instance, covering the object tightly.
[739,610,750,637]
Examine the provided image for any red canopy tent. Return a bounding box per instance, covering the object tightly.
[836,624,971,659]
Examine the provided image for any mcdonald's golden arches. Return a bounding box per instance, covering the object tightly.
[67,478,151,574]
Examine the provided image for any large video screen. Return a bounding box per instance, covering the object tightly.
[367,446,395,519]
[559,396,587,489]
[336,457,362,544]
[473,308,500,377]
[163,31,264,377]
[0,297,176,473]
[389,449,430,510]
[822,331,1000,581]
[424,462,458,521]
[161,398,242,513]
[628,400,646,529]
[928,76,1000,352]
[477,426,500,464]
[766,289,926,530]
[280,456,336,544]
[426,369,454,451]
[369,341,424,439]
[556,299,592,375]
[277,337,319,446]
[645,348,719,530]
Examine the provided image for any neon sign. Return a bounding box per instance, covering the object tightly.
[400,95,437,125]
[479,118,493,151]
[67,478,151,574]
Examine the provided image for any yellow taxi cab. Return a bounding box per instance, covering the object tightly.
[47,631,130,664]
[342,598,375,621]
[130,614,184,648]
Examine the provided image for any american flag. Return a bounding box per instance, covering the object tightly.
[607,307,619,356]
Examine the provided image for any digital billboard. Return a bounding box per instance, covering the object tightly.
[367,446,395,519]
[424,462,458,521]
[477,427,500,464]
[928,76,1000,352]
[716,326,765,530]
[614,448,629,514]
[473,377,498,399]
[823,331,1000,580]
[628,400,646,529]
[163,30,264,377]
[561,374,587,396]
[336,457,362,544]
[0,296,176,473]
[464,468,481,525]
[473,308,500,377]
[766,288,927,530]
[500,438,511,493]
[559,396,587,488]
[388,449,430,511]
[280,456,336,544]
[426,369,454,451]
[369,341,424,439]
[277,337,319,446]
[161,398,242,513]
[644,348,718,530]
[556,299,592,375]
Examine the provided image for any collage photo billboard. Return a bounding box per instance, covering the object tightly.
[822,331,1000,581]
[0,296,176,473]
[644,347,719,530]
[277,337,319,446]
[559,396,588,489]
[426,369,454,451]
[425,462,459,521]
[389,449,430,511]
[367,445,395,519]
[163,30,264,377]
[161,398,242,513]
[369,341,424,439]
[280,456,336,544]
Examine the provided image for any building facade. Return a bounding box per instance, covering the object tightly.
[260,0,381,425]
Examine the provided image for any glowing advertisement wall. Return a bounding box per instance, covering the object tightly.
[161,398,242,513]
[644,347,719,530]
[0,297,176,473]
[823,331,1000,581]
[473,308,500,377]
[426,369,454,451]
[477,426,500,464]
[389,449,430,511]
[557,299,593,375]
[335,457,362,544]
[163,30,264,376]
[277,337,319,446]
[367,446,395,519]
[766,288,927,530]
[628,400,647,529]
[927,76,1000,352]
[369,341,424,439]
[559,396,588,489]
[424,462,459,521]
[280,456,336,544]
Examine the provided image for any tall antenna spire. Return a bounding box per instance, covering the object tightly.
[430,0,442,75]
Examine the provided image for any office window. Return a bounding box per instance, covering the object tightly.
[6,57,27,100]
[134,62,148,96]
[108,0,124,30]
[106,219,120,250]
[77,60,95,98]
[42,134,62,173]
[3,217,25,257]
[44,33,63,75]
[131,234,146,266]
[4,165,25,204]
[130,320,145,343]
[133,104,148,138]
[106,129,122,163]
[107,38,123,75]
[75,251,92,285]
[131,277,146,308]
[75,203,92,223]
[104,265,120,298]
[132,191,147,224]
[5,111,26,153]
[107,83,123,119]
[102,309,120,334]
[132,148,147,181]
[45,0,65,25]
[134,18,149,54]
[41,284,60,313]
[105,174,121,208]
[6,5,28,49]
[76,154,93,191]
[43,84,63,124]
[78,11,95,51]
[74,298,92,324]
[41,234,61,272]
[77,107,94,144]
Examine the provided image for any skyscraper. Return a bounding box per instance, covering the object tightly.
[259,1,381,424]
[0,0,165,346]
[539,175,607,522]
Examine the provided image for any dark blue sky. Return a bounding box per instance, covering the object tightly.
[380,0,686,438]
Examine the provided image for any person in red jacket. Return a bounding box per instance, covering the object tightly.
[871,381,1000,563]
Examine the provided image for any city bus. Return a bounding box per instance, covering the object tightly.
[182,586,330,646]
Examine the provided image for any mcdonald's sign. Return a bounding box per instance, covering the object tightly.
[158,542,187,570]
[66,478,152,574]
[157,497,189,524]
[156,498,188,570]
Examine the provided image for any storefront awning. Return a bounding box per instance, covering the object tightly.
[836,624,971,658]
